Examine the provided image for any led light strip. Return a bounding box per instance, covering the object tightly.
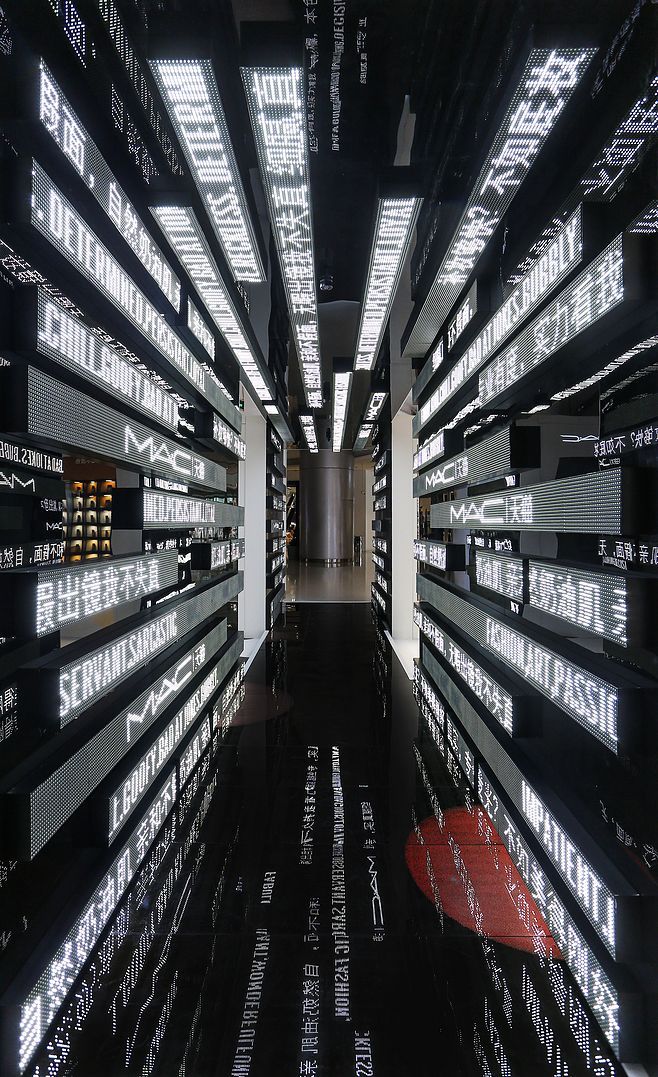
[299,413,319,452]
[332,369,351,452]
[54,578,235,727]
[354,198,421,371]
[479,234,625,406]
[105,635,243,842]
[413,209,583,431]
[417,573,620,753]
[187,297,215,360]
[475,549,628,646]
[415,604,516,734]
[150,58,264,283]
[39,62,182,311]
[431,469,624,534]
[413,538,464,572]
[140,490,243,530]
[474,549,524,601]
[30,164,228,414]
[413,426,527,497]
[17,767,178,1074]
[27,550,179,637]
[404,46,595,357]
[19,366,226,494]
[419,644,630,964]
[34,291,181,434]
[416,656,625,1056]
[151,205,272,402]
[413,429,445,472]
[20,620,235,860]
[241,66,322,408]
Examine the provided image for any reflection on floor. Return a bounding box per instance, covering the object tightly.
[285,556,375,602]
[34,603,624,1075]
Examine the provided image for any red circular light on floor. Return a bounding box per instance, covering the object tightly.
[405,807,561,958]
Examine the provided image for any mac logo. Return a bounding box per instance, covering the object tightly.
[124,427,204,479]
[424,456,468,489]
[450,498,505,526]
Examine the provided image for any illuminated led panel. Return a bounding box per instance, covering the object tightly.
[474,773,623,1055]
[51,579,235,727]
[447,281,479,352]
[16,620,233,860]
[417,573,621,753]
[0,438,63,476]
[373,474,387,493]
[413,429,445,472]
[17,767,178,1074]
[104,635,243,842]
[210,414,246,459]
[363,390,387,423]
[529,561,627,645]
[431,469,624,534]
[475,549,524,601]
[413,210,582,432]
[420,655,629,1059]
[413,426,534,497]
[414,605,518,735]
[479,235,625,406]
[582,75,658,200]
[151,205,272,402]
[354,197,421,371]
[34,291,180,433]
[420,644,636,971]
[30,164,225,414]
[352,423,373,452]
[404,46,595,357]
[189,539,245,571]
[241,67,322,409]
[187,297,215,360]
[116,488,244,530]
[13,366,225,494]
[413,538,465,572]
[332,369,351,452]
[0,549,177,638]
[299,413,318,452]
[39,62,182,311]
[149,58,264,283]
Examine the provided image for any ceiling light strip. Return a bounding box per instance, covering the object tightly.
[149,58,264,283]
[299,413,319,452]
[151,205,273,402]
[241,66,322,409]
[332,369,352,452]
[354,197,421,371]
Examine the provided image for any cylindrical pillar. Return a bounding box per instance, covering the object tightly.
[300,450,354,562]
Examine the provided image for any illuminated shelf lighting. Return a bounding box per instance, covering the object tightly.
[149,58,264,283]
[404,45,595,357]
[354,197,421,371]
[299,413,319,452]
[151,205,272,402]
[241,66,322,409]
[332,368,352,452]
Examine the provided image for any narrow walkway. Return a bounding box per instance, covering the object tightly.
[80,602,621,1075]
[197,601,448,1075]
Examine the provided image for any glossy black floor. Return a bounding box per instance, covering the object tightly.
[46,602,624,1076]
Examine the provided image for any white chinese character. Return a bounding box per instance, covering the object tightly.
[40,68,60,135]
[62,105,86,176]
